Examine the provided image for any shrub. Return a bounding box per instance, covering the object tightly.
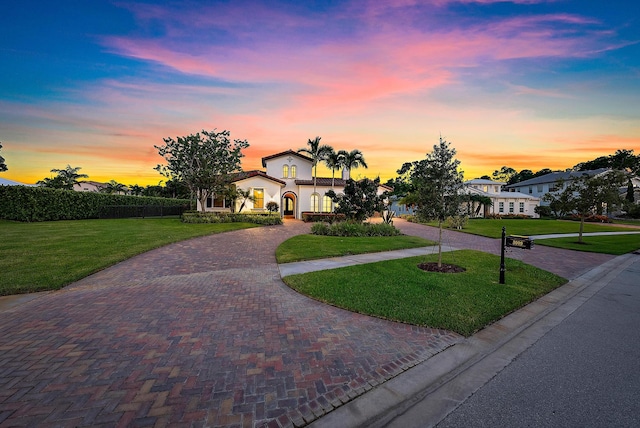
[181,212,282,225]
[266,201,279,213]
[301,212,346,223]
[310,222,330,235]
[570,214,612,223]
[0,186,189,222]
[446,215,468,229]
[400,214,417,222]
[310,221,401,237]
[534,205,553,218]
[485,214,531,220]
[623,204,640,219]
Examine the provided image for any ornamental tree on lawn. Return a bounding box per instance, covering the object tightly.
[410,136,464,267]
[555,170,626,243]
[155,129,249,213]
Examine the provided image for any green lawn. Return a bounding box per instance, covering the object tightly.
[536,234,640,255]
[283,250,566,337]
[276,234,435,263]
[456,218,630,238]
[0,218,258,296]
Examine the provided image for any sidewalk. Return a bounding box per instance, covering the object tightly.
[530,231,640,240]
[278,245,455,276]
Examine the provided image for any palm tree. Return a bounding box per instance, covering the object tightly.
[102,180,127,194]
[235,188,255,213]
[298,136,333,211]
[342,149,368,179]
[324,148,346,189]
[129,184,144,196]
[39,165,88,190]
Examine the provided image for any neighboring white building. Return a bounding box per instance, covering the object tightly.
[198,149,389,218]
[74,181,108,192]
[464,178,540,218]
[503,168,610,206]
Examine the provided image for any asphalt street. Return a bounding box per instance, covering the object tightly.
[435,254,640,428]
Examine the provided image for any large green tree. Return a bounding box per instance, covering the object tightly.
[492,166,517,183]
[410,136,465,267]
[575,149,640,175]
[0,142,7,172]
[326,178,385,222]
[37,165,88,190]
[553,171,626,243]
[298,136,333,212]
[155,129,249,213]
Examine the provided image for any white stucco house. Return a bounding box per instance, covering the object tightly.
[74,181,108,192]
[503,168,610,206]
[464,178,540,218]
[198,149,390,218]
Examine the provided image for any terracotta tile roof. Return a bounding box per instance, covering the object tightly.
[261,150,313,167]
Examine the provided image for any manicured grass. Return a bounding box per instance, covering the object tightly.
[283,250,567,336]
[536,234,640,255]
[455,218,628,238]
[0,218,258,296]
[276,234,435,263]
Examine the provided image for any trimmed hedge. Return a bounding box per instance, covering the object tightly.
[311,221,401,237]
[301,212,347,223]
[0,186,190,222]
[181,212,283,225]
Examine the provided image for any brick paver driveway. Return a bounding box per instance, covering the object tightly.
[0,220,460,427]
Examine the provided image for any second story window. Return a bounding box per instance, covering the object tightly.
[283,165,289,178]
[291,165,297,178]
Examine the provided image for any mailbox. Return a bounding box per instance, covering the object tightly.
[506,235,534,250]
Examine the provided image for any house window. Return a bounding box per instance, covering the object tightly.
[213,196,225,207]
[322,195,332,212]
[494,186,500,193]
[310,193,319,211]
[509,202,514,213]
[283,165,289,178]
[483,185,488,192]
[291,165,297,178]
[253,188,264,209]
[499,202,504,213]
[206,196,213,208]
[537,185,543,192]
[528,186,532,194]
[519,202,525,213]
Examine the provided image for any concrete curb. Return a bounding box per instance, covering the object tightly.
[309,253,638,428]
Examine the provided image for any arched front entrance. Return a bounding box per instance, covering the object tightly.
[282,192,297,219]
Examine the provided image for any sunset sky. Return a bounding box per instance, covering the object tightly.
[1,0,639,186]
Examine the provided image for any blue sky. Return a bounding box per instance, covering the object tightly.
[1,0,639,184]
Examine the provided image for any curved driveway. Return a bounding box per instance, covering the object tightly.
[0,220,461,427]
